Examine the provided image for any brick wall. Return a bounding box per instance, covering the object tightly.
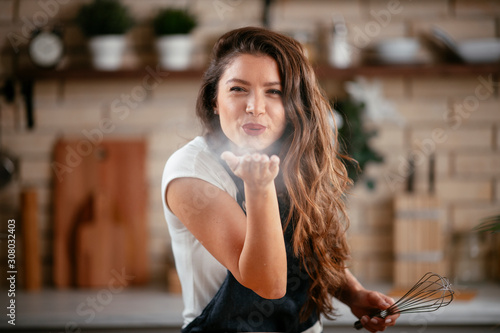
[0,0,499,289]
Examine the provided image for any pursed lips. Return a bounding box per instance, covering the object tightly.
[242,123,266,136]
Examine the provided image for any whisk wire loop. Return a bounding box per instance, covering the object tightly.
[354,272,454,330]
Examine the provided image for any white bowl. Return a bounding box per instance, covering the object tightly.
[456,38,500,63]
[375,38,420,64]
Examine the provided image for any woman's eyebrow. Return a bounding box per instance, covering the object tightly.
[263,81,281,87]
[225,78,281,87]
[225,78,250,85]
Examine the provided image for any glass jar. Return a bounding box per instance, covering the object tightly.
[453,232,488,284]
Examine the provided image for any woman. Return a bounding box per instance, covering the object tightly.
[162,26,398,332]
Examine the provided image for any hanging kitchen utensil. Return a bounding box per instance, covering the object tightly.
[0,150,16,188]
[0,78,15,103]
[21,81,35,129]
[262,0,273,27]
[422,26,463,63]
[0,92,18,189]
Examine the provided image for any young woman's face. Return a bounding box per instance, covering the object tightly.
[215,54,287,153]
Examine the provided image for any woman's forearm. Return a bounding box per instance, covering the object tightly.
[238,182,287,299]
[338,268,365,305]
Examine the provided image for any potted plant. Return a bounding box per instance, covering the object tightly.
[75,0,134,70]
[334,98,383,185]
[152,8,197,70]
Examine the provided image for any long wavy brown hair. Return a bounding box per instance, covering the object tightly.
[196,26,352,321]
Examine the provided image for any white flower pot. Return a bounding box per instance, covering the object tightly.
[89,35,127,71]
[156,35,194,70]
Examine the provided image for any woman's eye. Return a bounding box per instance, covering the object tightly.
[230,86,245,92]
[267,89,282,96]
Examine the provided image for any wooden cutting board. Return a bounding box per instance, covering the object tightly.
[53,138,148,288]
[76,192,127,287]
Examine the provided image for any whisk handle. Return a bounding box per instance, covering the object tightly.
[354,320,363,330]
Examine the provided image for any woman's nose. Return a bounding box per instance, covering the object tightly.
[246,93,265,116]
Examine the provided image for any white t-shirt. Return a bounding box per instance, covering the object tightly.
[161,136,238,328]
[162,136,323,333]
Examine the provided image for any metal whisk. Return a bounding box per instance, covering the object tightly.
[354,272,454,330]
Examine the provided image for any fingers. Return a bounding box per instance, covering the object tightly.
[359,292,398,332]
[269,155,280,173]
[221,151,280,186]
[367,291,392,310]
[359,315,390,333]
[380,294,396,308]
[385,313,399,325]
[221,151,240,171]
[221,152,279,172]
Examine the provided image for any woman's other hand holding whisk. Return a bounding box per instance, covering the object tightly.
[349,289,399,332]
[339,270,399,332]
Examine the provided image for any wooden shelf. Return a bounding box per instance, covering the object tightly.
[314,63,500,79]
[11,62,500,130]
[14,67,204,81]
[14,63,500,81]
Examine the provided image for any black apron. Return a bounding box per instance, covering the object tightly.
[181,166,319,333]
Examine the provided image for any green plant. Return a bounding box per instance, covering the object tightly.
[474,215,500,234]
[152,8,197,36]
[334,98,384,184]
[75,0,134,37]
